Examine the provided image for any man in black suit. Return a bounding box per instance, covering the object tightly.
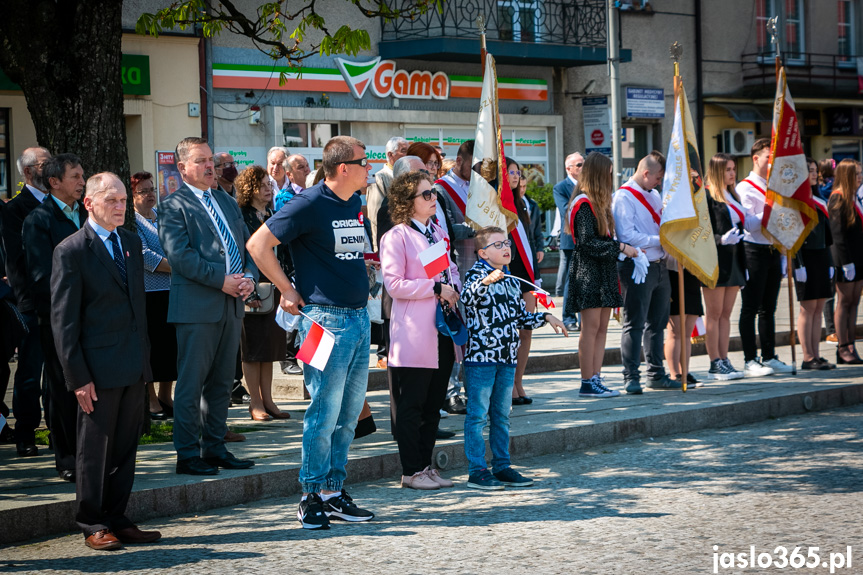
[22,153,84,480]
[1,146,51,456]
[158,137,257,476]
[52,172,160,551]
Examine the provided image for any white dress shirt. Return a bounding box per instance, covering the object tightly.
[88,218,123,259]
[187,182,238,274]
[736,172,771,245]
[612,178,665,261]
[25,184,47,203]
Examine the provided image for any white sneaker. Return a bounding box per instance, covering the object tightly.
[439,409,449,419]
[744,358,775,377]
[762,357,794,374]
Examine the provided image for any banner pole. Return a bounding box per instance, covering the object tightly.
[678,263,688,392]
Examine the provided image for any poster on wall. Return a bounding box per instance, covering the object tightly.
[155,151,181,201]
[583,96,612,157]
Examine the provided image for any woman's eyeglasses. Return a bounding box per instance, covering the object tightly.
[411,189,437,201]
[508,169,522,177]
[481,239,512,250]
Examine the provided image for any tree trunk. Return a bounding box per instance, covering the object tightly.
[0,0,135,228]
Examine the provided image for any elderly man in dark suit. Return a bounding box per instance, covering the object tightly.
[51,172,160,550]
[1,146,51,457]
[22,153,85,480]
[159,137,258,476]
[552,152,584,331]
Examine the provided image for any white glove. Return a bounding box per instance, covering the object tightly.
[830,267,835,280]
[843,263,856,281]
[720,228,743,245]
[631,249,649,285]
[780,255,787,279]
[794,267,807,283]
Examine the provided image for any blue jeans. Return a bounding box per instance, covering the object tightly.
[298,305,370,493]
[464,363,517,476]
[556,249,577,324]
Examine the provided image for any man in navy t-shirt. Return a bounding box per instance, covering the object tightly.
[247,135,374,530]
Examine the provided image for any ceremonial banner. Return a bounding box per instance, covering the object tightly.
[763,66,817,257]
[465,53,518,233]
[659,81,718,288]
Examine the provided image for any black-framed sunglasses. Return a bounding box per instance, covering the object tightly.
[411,189,437,201]
[342,157,369,167]
[481,239,512,250]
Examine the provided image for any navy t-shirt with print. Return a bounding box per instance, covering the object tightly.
[266,181,367,308]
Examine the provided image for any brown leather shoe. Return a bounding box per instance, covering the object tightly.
[224,429,246,442]
[114,525,162,544]
[84,529,122,551]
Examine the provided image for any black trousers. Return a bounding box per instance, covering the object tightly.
[40,323,77,471]
[12,312,43,444]
[389,334,454,476]
[739,243,783,362]
[76,381,144,536]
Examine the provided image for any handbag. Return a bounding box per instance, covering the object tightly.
[435,302,468,346]
[244,282,275,315]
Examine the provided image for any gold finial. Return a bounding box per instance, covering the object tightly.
[767,16,778,45]
[669,42,682,63]
[476,13,486,34]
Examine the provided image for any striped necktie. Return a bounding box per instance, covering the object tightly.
[109,232,128,287]
[202,190,244,274]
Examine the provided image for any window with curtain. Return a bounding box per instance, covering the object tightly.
[838,0,856,65]
[784,0,805,63]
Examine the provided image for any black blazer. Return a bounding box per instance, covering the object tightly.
[828,193,863,269]
[22,196,84,319]
[2,187,43,311]
[50,224,151,391]
[706,194,747,286]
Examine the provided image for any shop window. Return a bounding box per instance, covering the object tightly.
[283,122,339,148]
[0,109,9,199]
[838,0,857,66]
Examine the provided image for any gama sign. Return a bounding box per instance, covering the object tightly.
[335,57,449,100]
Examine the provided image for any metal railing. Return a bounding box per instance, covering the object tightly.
[381,0,608,47]
[741,51,860,96]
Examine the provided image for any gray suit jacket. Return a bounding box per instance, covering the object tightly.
[51,224,152,391]
[553,178,576,250]
[158,183,258,324]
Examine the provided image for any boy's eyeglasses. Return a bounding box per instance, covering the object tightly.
[481,239,512,250]
[411,189,437,201]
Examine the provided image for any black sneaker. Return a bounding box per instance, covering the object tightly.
[297,494,330,530]
[494,467,534,487]
[323,490,375,522]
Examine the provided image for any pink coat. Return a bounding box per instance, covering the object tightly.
[380,222,461,369]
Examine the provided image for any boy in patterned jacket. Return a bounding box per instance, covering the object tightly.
[459,226,567,490]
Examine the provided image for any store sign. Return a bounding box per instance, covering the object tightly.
[826,108,861,136]
[583,96,612,156]
[625,87,664,118]
[0,54,150,95]
[155,151,181,200]
[335,57,449,100]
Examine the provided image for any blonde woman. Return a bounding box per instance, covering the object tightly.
[563,153,637,397]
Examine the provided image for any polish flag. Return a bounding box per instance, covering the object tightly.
[690,316,706,343]
[297,320,335,371]
[531,290,555,310]
[419,240,449,279]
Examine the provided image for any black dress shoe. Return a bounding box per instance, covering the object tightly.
[149,411,168,421]
[519,395,533,405]
[202,452,254,470]
[436,429,456,439]
[16,443,38,457]
[176,456,220,475]
[445,395,467,415]
[158,399,174,417]
[0,424,16,444]
[512,396,527,406]
[58,469,76,482]
[281,362,303,375]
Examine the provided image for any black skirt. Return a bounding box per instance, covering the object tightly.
[242,287,288,363]
[145,290,178,382]
[794,248,834,301]
[669,269,704,316]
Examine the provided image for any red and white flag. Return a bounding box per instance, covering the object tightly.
[763,66,817,257]
[296,319,335,371]
[419,239,449,279]
[532,290,555,310]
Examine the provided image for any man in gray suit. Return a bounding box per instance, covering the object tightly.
[158,137,258,476]
[51,172,160,550]
[553,152,584,331]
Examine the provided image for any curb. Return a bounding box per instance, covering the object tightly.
[5,380,862,545]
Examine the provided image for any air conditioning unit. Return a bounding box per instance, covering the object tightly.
[721,129,755,156]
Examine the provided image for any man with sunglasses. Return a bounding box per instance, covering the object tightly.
[553,152,584,331]
[247,135,376,530]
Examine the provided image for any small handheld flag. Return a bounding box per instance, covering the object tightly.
[531,290,556,310]
[296,314,336,371]
[419,240,450,279]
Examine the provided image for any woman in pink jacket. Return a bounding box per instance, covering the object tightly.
[380,171,461,491]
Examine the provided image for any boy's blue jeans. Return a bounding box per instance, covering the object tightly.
[464,363,517,476]
[297,305,370,494]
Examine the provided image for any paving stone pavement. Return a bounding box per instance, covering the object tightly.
[2,405,861,574]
